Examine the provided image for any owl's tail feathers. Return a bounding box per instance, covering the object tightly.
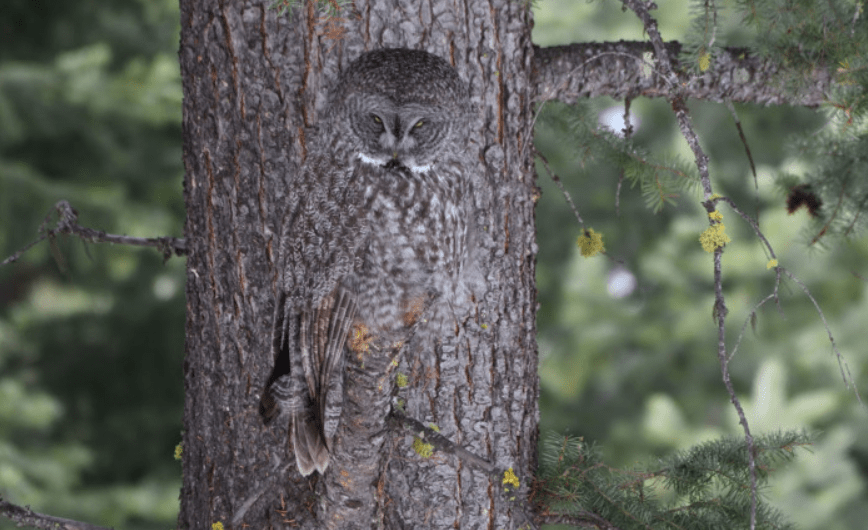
[259,377,330,475]
[291,411,330,476]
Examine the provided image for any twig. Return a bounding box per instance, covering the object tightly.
[390,408,538,528]
[621,1,714,199]
[619,2,758,528]
[728,292,778,363]
[725,101,760,220]
[725,102,757,185]
[535,149,584,226]
[615,98,635,217]
[712,245,758,530]
[0,496,115,530]
[1,200,186,268]
[390,408,497,475]
[779,267,863,405]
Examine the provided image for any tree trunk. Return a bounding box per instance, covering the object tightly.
[178,0,538,528]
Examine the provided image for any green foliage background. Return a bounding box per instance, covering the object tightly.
[533,1,867,529]
[0,0,184,528]
[0,0,865,529]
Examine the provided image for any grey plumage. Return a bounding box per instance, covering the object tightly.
[259,48,476,476]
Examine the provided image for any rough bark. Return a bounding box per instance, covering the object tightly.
[533,41,832,107]
[178,0,538,529]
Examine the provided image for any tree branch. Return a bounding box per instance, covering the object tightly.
[1,200,186,268]
[389,408,540,529]
[0,497,115,530]
[615,2,759,529]
[533,41,832,107]
[389,408,498,476]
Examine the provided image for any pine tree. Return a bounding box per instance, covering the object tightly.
[1,0,865,529]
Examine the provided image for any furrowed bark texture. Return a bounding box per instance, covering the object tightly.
[178,0,538,528]
[533,41,832,107]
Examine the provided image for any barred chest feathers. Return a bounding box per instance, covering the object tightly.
[346,160,467,335]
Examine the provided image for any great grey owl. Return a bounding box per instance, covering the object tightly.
[259,48,476,476]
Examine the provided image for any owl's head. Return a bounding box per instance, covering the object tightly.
[330,48,471,174]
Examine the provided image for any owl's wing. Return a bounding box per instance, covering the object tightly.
[318,286,357,451]
[261,154,367,476]
[289,285,356,475]
[301,286,357,449]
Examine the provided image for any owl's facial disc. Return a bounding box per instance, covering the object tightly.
[357,108,440,174]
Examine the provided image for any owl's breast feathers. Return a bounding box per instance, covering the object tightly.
[344,158,467,336]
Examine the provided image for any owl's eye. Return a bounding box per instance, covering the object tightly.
[413,120,424,128]
[371,114,382,124]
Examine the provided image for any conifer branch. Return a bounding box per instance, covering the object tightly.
[533,41,832,107]
[0,200,186,268]
[619,2,760,528]
[535,433,805,530]
[0,497,114,530]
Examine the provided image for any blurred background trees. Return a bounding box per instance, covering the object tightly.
[0,0,865,528]
[0,0,184,528]
[533,2,868,529]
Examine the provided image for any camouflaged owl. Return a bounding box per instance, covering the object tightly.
[259,48,477,476]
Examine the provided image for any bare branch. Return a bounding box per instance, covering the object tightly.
[618,2,759,528]
[390,408,497,476]
[711,246,758,530]
[714,196,776,260]
[1,200,186,268]
[535,149,584,226]
[0,497,115,530]
[779,267,863,405]
[533,41,832,107]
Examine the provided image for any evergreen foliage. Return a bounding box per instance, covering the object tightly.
[0,0,184,529]
[537,101,702,213]
[679,0,868,243]
[536,431,811,529]
[0,0,866,528]
[533,1,867,529]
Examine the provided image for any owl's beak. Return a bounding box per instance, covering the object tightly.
[392,152,398,159]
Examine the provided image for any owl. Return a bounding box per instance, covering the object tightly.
[259,48,476,476]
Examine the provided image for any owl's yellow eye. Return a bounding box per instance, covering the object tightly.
[371,115,382,124]
[414,120,424,128]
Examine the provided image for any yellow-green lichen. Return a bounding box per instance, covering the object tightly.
[699,49,711,72]
[502,467,520,489]
[577,228,605,257]
[699,223,731,252]
[412,437,434,458]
